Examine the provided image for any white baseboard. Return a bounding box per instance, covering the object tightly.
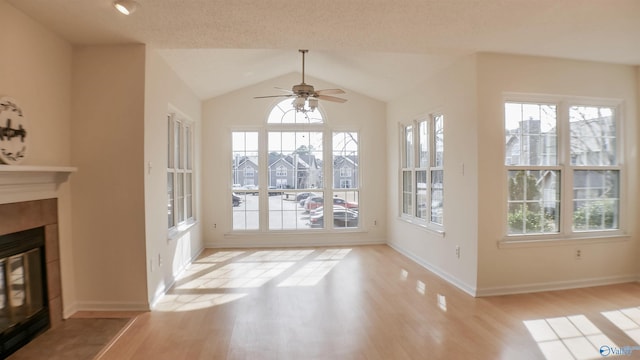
[71,301,150,313]
[205,237,386,249]
[387,242,477,297]
[476,274,640,297]
[149,247,204,308]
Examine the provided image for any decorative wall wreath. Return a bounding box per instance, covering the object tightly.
[0,96,28,165]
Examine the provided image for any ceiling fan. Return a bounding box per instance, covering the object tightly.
[254,49,347,113]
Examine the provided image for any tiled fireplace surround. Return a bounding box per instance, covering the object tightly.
[0,198,64,329]
[0,166,76,332]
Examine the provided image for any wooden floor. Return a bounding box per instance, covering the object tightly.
[98,245,640,360]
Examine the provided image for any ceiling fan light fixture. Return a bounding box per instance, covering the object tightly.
[308,97,319,111]
[113,0,138,15]
[293,96,306,112]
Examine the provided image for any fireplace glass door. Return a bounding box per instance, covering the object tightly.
[0,227,49,358]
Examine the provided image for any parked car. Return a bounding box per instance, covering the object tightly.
[297,192,316,206]
[232,193,241,207]
[308,206,359,228]
[304,196,358,213]
[267,186,283,196]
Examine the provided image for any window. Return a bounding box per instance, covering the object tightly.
[275,165,287,177]
[231,99,359,232]
[400,114,444,228]
[333,132,359,229]
[232,131,259,230]
[168,113,195,230]
[505,100,620,237]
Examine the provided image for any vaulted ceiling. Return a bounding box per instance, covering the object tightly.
[7,0,640,101]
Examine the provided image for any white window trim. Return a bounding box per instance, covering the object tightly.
[502,94,626,243]
[398,114,444,232]
[230,100,364,234]
[168,111,196,235]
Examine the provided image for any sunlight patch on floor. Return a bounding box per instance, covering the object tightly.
[277,260,340,287]
[315,248,352,260]
[523,315,615,360]
[240,249,315,262]
[602,307,640,344]
[176,261,296,289]
[154,293,247,312]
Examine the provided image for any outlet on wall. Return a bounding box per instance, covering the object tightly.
[575,249,582,260]
[455,245,460,259]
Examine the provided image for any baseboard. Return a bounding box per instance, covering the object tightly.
[63,303,77,319]
[149,247,205,308]
[387,242,477,297]
[72,301,151,313]
[475,274,639,297]
[205,237,386,249]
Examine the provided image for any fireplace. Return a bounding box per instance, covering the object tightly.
[0,198,63,358]
[0,227,49,357]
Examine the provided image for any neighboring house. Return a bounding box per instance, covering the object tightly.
[333,155,359,189]
[232,156,258,187]
[269,157,295,189]
[267,153,321,189]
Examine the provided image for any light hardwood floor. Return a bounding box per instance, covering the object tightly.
[98,245,640,360]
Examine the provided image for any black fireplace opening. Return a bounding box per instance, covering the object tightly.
[0,227,49,358]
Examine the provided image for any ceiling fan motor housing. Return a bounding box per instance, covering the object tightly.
[292,84,316,97]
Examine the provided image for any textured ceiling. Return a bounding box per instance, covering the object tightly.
[7,0,640,101]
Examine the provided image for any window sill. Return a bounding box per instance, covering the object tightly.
[498,232,630,249]
[168,220,198,241]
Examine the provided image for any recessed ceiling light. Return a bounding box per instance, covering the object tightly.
[113,0,139,15]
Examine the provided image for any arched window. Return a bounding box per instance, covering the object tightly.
[232,98,359,231]
[267,99,323,124]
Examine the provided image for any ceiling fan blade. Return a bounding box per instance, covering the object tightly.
[317,95,347,103]
[254,94,295,99]
[274,87,294,94]
[316,89,345,95]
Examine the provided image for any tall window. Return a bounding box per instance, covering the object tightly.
[231,99,359,232]
[400,114,444,228]
[333,132,359,229]
[168,113,194,230]
[505,100,620,237]
[232,131,259,230]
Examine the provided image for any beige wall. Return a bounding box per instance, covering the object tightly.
[202,73,387,247]
[475,53,638,295]
[0,1,77,315]
[70,45,148,311]
[386,56,480,294]
[144,48,202,305]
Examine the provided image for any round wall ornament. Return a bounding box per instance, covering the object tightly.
[0,96,28,164]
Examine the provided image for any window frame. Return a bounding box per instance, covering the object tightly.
[168,111,196,233]
[231,99,362,233]
[399,114,445,232]
[503,94,625,242]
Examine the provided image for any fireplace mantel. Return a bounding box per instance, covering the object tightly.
[0,165,77,204]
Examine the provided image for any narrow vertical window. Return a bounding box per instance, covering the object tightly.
[430,115,444,225]
[168,112,195,230]
[332,132,359,229]
[570,106,619,231]
[401,125,413,216]
[505,102,559,235]
[232,131,259,231]
[400,115,444,229]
